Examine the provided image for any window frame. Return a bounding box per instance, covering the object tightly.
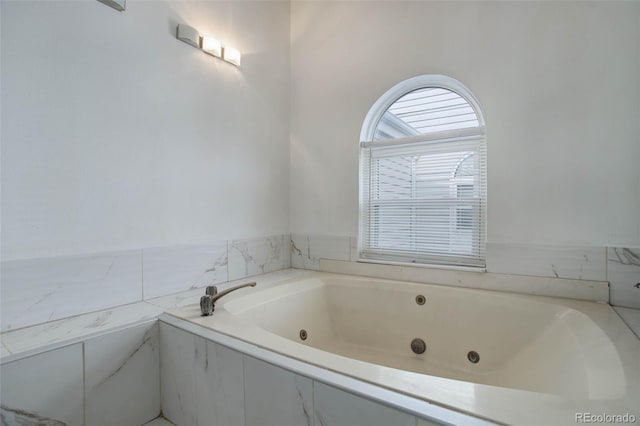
[358,75,487,269]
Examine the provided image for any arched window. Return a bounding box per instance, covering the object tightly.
[359,75,486,267]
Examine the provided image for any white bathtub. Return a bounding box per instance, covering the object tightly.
[170,272,640,425]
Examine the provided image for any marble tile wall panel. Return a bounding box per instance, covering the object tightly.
[613,307,640,339]
[0,342,10,357]
[294,235,607,283]
[146,287,204,310]
[143,242,228,299]
[243,356,314,426]
[1,301,163,355]
[0,250,142,332]
[160,323,244,426]
[290,234,311,269]
[290,234,351,270]
[608,247,640,309]
[228,235,290,281]
[321,259,608,302]
[84,322,160,426]
[486,243,606,281]
[313,381,415,426]
[0,344,83,425]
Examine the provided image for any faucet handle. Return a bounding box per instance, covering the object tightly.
[200,295,214,316]
[205,285,218,296]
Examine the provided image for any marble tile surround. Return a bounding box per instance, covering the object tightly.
[293,234,639,306]
[84,322,160,426]
[0,225,635,334]
[142,242,228,299]
[608,247,640,309]
[160,320,456,426]
[293,234,609,281]
[0,250,142,332]
[1,235,636,367]
[614,306,640,339]
[486,243,606,281]
[314,381,415,426]
[0,234,290,332]
[1,324,162,426]
[244,356,313,426]
[1,341,10,357]
[160,323,245,426]
[0,344,84,425]
[11,253,634,426]
[1,301,163,356]
[228,235,290,280]
[1,267,631,426]
[0,269,311,361]
[290,233,351,270]
[320,259,609,302]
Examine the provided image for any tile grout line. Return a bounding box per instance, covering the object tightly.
[157,322,163,422]
[605,247,609,303]
[141,249,145,301]
[242,353,248,426]
[82,341,87,426]
[312,377,316,426]
[226,240,231,283]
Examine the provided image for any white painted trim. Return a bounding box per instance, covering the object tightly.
[358,75,487,267]
[358,258,487,273]
[376,111,421,139]
[359,75,486,143]
[360,128,485,148]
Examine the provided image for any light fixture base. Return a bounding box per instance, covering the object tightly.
[97,0,126,12]
[177,24,201,48]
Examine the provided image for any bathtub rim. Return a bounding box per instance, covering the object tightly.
[222,275,627,399]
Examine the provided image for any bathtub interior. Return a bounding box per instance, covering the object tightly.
[224,277,626,400]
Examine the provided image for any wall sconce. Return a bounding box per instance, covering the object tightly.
[177,24,201,48]
[223,46,241,67]
[97,0,126,11]
[176,24,241,68]
[202,36,222,58]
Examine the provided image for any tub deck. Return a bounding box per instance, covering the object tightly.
[167,272,640,425]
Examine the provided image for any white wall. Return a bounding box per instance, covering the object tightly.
[2,1,639,259]
[290,1,640,247]
[1,0,290,260]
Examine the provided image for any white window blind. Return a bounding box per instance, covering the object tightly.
[360,81,486,267]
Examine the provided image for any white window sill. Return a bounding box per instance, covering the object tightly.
[357,258,486,273]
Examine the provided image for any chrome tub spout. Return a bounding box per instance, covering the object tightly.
[200,282,257,316]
